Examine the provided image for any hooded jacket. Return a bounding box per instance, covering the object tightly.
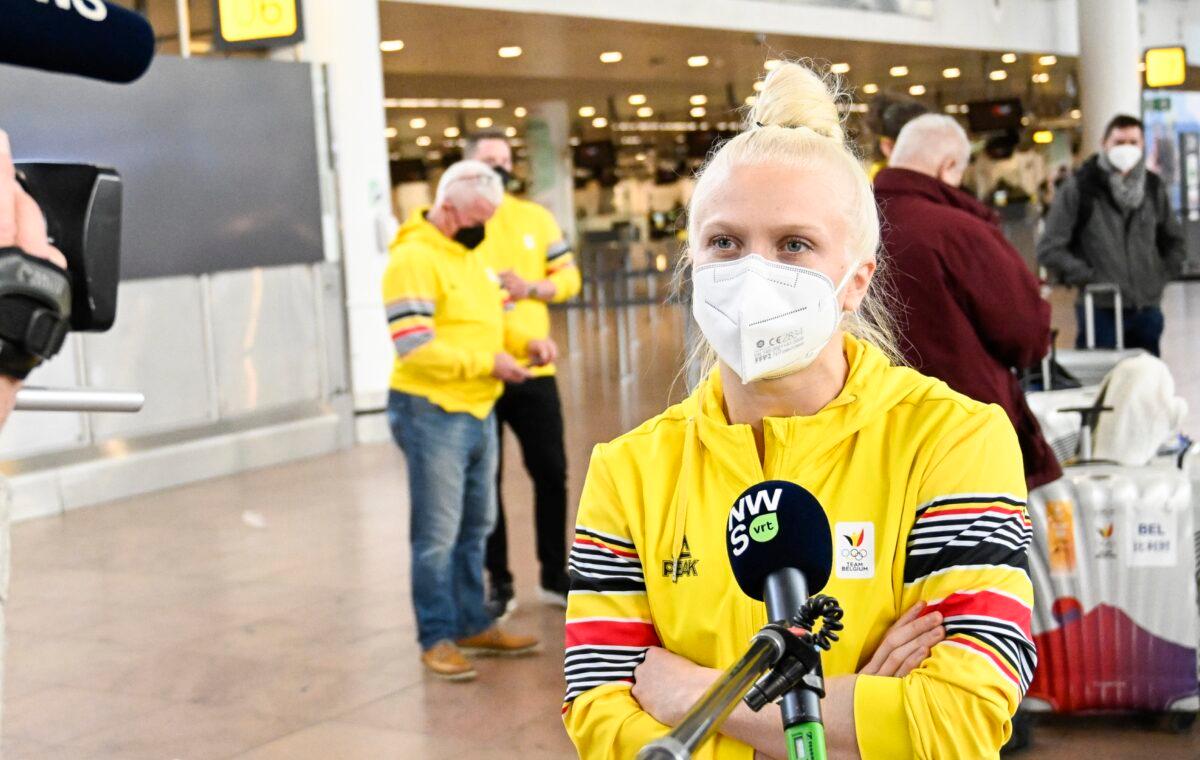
[874,167,1062,490]
[1037,154,1185,309]
[563,336,1036,760]
[382,208,531,419]
[479,194,581,377]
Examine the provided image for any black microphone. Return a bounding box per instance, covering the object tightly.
[726,481,833,729]
[0,0,155,84]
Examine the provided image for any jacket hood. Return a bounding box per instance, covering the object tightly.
[394,207,462,253]
[875,167,999,226]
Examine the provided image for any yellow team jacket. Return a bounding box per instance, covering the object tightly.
[382,208,532,419]
[480,194,581,377]
[563,335,1035,760]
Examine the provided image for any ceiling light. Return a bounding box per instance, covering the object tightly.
[744,95,757,106]
[909,84,926,96]
[600,51,623,63]
[505,126,517,138]
[862,83,879,94]
[384,127,398,138]
[944,104,959,114]
[416,135,432,147]
[1032,72,1050,83]
[628,94,647,106]
[1070,108,1082,119]
[476,117,493,128]
[380,40,405,53]
[764,58,783,71]
[386,98,504,110]
[409,117,426,129]
[687,55,710,68]
[592,117,608,128]
[637,106,654,118]
[690,94,708,106]
[498,46,523,59]
[989,69,1008,81]
[690,106,706,118]
[569,136,581,146]
[428,151,442,160]
[444,126,460,138]
[1039,55,1058,66]
[1033,130,1054,144]
[635,152,647,162]
[753,80,765,92]
[889,65,909,77]
[514,106,527,118]
[1020,115,1032,126]
[830,62,850,74]
[942,67,961,79]
[1001,52,1017,64]
[579,106,596,118]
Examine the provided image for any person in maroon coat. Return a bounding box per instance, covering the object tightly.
[875,114,1062,489]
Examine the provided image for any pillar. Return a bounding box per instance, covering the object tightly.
[1077,0,1143,149]
[526,101,578,244]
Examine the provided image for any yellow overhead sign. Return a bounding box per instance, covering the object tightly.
[1145,46,1187,89]
[216,0,304,47]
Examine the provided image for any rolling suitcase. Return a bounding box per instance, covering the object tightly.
[1024,464,1199,722]
[1051,284,1144,387]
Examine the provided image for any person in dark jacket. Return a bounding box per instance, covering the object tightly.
[876,114,1062,489]
[1037,114,1186,356]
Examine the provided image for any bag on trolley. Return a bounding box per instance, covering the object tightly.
[1025,466,1199,716]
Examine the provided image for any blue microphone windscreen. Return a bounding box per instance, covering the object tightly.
[0,1,155,84]
[725,480,833,600]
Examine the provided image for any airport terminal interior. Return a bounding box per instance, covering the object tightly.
[1,0,1200,758]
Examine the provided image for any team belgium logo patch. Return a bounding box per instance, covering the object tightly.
[835,522,875,579]
[662,535,700,581]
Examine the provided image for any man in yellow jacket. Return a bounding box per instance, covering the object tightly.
[466,134,583,615]
[382,160,557,682]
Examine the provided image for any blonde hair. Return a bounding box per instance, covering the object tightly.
[684,61,904,369]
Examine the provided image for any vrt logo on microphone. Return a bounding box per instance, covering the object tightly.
[727,487,783,557]
[835,522,874,579]
[32,0,108,23]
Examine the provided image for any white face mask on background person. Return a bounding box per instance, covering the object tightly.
[691,254,854,384]
[1106,144,1143,174]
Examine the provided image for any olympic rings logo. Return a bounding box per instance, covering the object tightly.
[840,547,867,561]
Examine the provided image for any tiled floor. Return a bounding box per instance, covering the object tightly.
[2,287,1198,759]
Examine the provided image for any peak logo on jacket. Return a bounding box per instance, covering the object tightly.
[835,522,875,579]
[662,536,699,580]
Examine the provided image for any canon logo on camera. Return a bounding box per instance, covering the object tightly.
[32,0,109,23]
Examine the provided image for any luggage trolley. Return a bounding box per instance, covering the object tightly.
[1014,328,1200,750]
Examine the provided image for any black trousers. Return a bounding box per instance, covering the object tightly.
[485,375,568,588]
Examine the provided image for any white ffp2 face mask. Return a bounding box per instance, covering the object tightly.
[691,254,853,384]
[1106,144,1143,174]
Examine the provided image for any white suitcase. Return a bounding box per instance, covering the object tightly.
[1025,464,1199,717]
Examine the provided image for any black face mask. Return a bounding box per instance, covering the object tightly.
[493,165,514,190]
[454,224,486,249]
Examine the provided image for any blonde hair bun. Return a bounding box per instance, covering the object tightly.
[749,62,845,144]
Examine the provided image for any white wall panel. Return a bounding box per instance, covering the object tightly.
[210,266,322,417]
[83,277,213,440]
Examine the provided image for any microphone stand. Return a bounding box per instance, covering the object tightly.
[637,595,843,760]
[636,626,790,760]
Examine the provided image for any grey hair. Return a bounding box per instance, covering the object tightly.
[889,113,971,172]
[435,159,503,209]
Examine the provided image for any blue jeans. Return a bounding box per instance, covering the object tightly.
[1074,304,1164,356]
[387,391,498,650]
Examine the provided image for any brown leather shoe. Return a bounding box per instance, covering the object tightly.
[421,641,477,681]
[455,626,540,657]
